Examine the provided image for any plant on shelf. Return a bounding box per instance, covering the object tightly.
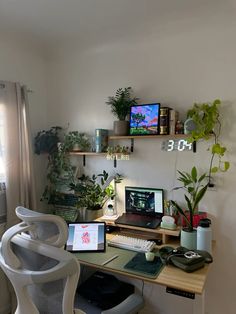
[34,126,63,155]
[71,170,122,211]
[186,99,230,182]
[35,127,91,209]
[171,167,208,249]
[41,142,76,205]
[64,131,91,152]
[106,87,139,136]
[107,145,130,155]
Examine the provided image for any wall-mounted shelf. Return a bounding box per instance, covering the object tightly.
[109,134,189,140]
[69,152,106,156]
[69,151,130,167]
[69,134,195,167]
[69,151,106,166]
[109,134,194,152]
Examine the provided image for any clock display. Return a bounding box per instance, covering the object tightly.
[161,139,193,152]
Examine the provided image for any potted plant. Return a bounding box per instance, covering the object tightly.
[106,87,139,135]
[34,126,62,155]
[71,171,122,221]
[35,127,80,221]
[171,167,208,249]
[64,131,91,152]
[186,99,230,185]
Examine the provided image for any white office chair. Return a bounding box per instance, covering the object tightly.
[0,207,144,314]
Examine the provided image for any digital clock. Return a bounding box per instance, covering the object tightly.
[161,139,193,152]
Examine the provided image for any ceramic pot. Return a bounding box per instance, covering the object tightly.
[180,228,197,250]
[113,120,129,136]
[72,143,82,151]
[77,207,103,221]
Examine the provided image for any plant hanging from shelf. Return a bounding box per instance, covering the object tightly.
[186,99,230,183]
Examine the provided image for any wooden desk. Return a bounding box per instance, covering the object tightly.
[74,244,211,295]
[74,228,214,314]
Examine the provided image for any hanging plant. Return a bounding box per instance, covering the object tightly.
[186,99,230,182]
[34,126,62,155]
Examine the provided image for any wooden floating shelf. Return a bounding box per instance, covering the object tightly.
[69,152,106,156]
[69,151,130,168]
[109,134,189,140]
[69,152,130,156]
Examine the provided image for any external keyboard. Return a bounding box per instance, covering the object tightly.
[108,235,156,253]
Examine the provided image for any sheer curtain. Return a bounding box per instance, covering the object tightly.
[0,80,37,313]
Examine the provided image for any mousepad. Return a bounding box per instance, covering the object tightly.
[124,253,163,277]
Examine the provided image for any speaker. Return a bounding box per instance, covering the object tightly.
[184,118,196,134]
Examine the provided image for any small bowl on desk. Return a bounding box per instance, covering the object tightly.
[145,252,155,262]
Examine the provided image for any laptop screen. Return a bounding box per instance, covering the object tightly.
[125,186,164,216]
[66,222,106,252]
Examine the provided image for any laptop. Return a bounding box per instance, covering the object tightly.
[115,186,164,229]
[65,221,106,252]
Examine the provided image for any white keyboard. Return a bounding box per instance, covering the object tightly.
[108,235,156,253]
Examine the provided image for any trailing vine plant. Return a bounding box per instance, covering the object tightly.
[186,99,230,184]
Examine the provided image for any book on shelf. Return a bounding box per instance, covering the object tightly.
[159,107,170,135]
[169,109,179,135]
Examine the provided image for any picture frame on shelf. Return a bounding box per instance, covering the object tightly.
[129,103,160,136]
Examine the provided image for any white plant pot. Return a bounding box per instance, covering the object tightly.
[77,207,103,221]
[180,228,197,250]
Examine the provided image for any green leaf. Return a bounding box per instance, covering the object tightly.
[192,184,208,210]
[170,200,191,228]
[211,166,219,173]
[213,99,221,106]
[185,195,193,212]
[191,167,197,182]
[198,173,207,183]
[222,161,230,172]
[212,144,226,156]
[187,187,194,193]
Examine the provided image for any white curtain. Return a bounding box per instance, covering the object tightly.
[0,80,37,313]
[0,81,37,227]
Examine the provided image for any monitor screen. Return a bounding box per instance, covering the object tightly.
[129,103,160,135]
[125,186,164,216]
[66,222,106,252]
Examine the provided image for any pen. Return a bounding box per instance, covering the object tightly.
[101,255,119,266]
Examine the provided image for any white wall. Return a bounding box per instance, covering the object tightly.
[46,19,236,314]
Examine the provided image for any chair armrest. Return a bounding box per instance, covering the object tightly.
[74,309,86,314]
[101,293,144,314]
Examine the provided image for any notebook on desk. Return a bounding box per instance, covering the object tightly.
[115,186,164,229]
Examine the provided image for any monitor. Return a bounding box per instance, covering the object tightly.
[129,103,160,135]
[66,221,106,252]
[125,186,164,216]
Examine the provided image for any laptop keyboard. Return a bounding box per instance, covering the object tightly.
[115,214,161,229]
